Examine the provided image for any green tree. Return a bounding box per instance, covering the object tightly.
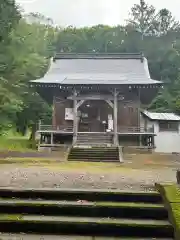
[127,0,156,37]
[9,18,57,139]
[0,0,21,133]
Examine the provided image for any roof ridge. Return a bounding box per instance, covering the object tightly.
[54,53,143,60]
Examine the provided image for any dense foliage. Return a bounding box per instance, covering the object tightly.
[1,0,180,139]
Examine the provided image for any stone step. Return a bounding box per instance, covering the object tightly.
[0,234,174,240]
[71,148,118,150]
[0,188,162,203]
[77,133,113,145]
[68,158,119,161]
[76,141,112,142]
[68,159,120,162]
[68,146,119,162]
[0,214,173,238]
[76,138,112,141]
[68,153,119,157]
[0,199,167,220]
[69,151,119,154]
[68,155,119,158]
[77,134,113,139]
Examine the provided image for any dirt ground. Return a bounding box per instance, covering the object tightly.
[0,155,178,191]
[0,155,178,239]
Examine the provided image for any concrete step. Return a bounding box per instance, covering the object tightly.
[0,214,173,238]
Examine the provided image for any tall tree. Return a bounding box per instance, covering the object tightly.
[0,0,21,41]
[127,0,156,37]
[0,0,21,133]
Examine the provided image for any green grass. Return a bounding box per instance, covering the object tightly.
[0,138,31,151]
[0,129,37,152]
[162,184,180,203]
[156,183,180,239]
[0,214,22,220]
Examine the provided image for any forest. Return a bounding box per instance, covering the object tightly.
[1,0,180,140]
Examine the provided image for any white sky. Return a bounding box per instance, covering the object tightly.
[16,0,180,27]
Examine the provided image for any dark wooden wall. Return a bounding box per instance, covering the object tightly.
[117,100,139,128]
[52,98,73,128]
[52,95,140,130]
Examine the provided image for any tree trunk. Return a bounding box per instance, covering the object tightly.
[29,124,36,141]
[177,170,180,184]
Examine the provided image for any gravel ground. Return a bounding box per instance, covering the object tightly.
[0,162,177,240]
[0,163,177,191]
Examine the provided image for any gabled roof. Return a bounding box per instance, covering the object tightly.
[142,110,180,121]
[31,53,162,85]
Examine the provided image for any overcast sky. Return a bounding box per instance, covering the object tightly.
[16,0,180,27]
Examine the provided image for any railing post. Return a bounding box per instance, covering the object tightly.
[113,88,118,146]
[73,88,78,145]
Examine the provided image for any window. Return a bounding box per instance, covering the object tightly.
[159,121,179,132]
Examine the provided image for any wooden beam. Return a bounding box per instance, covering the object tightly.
[113,88,118,146]
[73,89,78,144]
[77,100,85,109]
[67,93,124,101]
[68,95,124,100]
[105,100,114,108]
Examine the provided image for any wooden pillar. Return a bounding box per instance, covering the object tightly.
[38,120,41,131]
[152,136,155,148]
[113,88,118,145]
[139,135,142,146]
[73,88,78,145]
[138,88,141,128]
[50,132,53,145]
[52,96,56,128]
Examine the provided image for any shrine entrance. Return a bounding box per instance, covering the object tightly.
[78,100,113,132]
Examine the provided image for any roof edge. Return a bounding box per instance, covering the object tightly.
[141,110,180,121]
[54,52,143,60]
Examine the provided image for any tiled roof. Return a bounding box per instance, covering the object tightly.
[31,53,162,85]
[142,110,180,121]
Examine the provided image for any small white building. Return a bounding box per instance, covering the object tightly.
[141,111,180,153]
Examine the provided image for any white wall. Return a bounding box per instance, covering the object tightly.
[154,122,180,153]
[140,114,180,153]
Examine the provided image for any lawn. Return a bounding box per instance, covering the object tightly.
[0,130,36,152]
[156,184,180,240]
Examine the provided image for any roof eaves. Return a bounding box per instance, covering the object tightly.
[54,52,143,60]
[142,110,180,121]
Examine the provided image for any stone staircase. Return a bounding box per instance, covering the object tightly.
[68,146,120,162]
[0,187,174,239]
[76,132,113,146]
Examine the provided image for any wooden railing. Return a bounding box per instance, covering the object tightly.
[118,126,154,133]
[38,125,154,133]
[38,125,73,132]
